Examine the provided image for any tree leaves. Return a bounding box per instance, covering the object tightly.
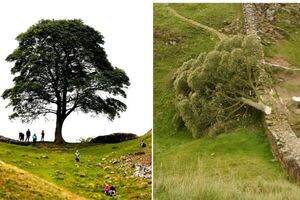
[2,19,130,132]
[173,35,266,138]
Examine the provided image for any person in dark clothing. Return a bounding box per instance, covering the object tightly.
[19,132,24,141]
[41,130,45,142]
[109,186,116,196]
[140,140,146,148]
[25,129,31,142]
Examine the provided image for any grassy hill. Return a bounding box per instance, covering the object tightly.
[0,160,86,200]
[0,131,151,200]
[264,7,300,66]
[154,3,300,199]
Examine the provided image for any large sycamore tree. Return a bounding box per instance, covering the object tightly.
[2,19,130,144]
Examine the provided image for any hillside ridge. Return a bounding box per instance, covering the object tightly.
[0,160,86,200]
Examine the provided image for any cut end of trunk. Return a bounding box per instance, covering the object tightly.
[264,106,272,115]
[292,96,300,103]
[241,97,272,115]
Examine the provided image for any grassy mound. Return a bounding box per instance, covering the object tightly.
[154,3,300,200]
[0,131,151,200]
[0,160,86,200]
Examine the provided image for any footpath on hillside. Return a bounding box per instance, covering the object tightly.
[166,5,227,40]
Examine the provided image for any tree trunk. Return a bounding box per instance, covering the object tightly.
[241,97,272,115]
[292,96,300,103]
[54,117,66,144]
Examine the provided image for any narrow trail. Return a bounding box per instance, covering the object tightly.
[166,5,227,40]
[264,61,300,71]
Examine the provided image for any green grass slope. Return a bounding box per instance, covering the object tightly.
[0,132,151,200]
[154,3,300,200]
[169,3,243,31]
[154,3,217,152]
[264,8,300,66]
[264,30,300,66]
[0,160,86,200]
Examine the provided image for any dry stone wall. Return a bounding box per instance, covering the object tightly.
[0,135,29,146]
[243,3,300,183]
[243,4,260,39]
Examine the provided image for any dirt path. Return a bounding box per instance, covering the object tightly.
[264,57,300,71]
[166,5,227,40]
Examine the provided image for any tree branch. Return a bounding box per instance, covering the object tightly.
[65,93,79,118]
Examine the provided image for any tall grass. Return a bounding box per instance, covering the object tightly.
[156,164,300,200]
[155,129,300,200]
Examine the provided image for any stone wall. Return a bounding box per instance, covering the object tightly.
[263,89,300,182]
[243,4,261,40]
[243,3,300,183]
[0,135,30,146]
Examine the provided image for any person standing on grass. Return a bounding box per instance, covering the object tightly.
[25,129,31,142]
[32,133,37,144]
[140,140,146,148]
[75,150,80,162]
[19,132,24,141]
[41,130,45,142]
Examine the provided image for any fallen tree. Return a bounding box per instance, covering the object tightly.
[173,35,273,138]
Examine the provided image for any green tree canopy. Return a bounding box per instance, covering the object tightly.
[173,35,270,138]
[2,19,130,144]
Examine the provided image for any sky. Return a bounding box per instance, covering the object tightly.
[0,0,153,142]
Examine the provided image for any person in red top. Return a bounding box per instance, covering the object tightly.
[104,185,116,196]
[104,186,110,195]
